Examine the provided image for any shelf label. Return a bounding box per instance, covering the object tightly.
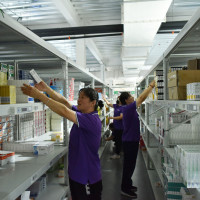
[31,173,38,184]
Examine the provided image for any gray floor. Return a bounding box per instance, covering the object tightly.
[101,143,155,200]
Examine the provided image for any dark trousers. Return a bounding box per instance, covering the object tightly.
[114,129,123,155]
[69,178,102,200]
[121,141,139,191]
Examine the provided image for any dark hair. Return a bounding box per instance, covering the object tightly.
[119,92,131,105]
[116,99,119,105]
[109,122,114,130]
[98,100,104,109]
[79,88,99,111]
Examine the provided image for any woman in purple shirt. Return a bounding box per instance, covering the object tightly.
[103,96,123,159]
[119,80,155,199]
[21,81,102,200]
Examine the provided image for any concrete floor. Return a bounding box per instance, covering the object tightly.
[101,143,155,200]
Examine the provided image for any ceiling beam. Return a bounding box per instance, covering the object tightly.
[52,0,104,65]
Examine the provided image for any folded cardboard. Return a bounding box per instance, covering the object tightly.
[168,86,186,100]
[187,59,200,70]
[168,70,200,88]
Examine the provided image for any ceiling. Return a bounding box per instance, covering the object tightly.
[0,0,200,91]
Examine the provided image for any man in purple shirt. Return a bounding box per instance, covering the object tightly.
[119,80,155,198]
[21,82,102,200]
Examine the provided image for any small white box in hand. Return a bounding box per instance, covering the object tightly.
[30,69,42,83]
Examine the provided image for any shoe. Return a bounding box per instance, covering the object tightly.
[121,190,137,198]
[131,185,137,192]
[110,154,120,159]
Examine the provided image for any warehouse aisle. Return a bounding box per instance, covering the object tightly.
[100,143,155,200]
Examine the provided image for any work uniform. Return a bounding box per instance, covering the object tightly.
[112,104,123,155]
[68,105,102,200]
[121,101,140,192]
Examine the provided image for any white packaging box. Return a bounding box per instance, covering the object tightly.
[33,142,54,155]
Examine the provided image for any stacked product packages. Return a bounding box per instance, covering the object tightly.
[34,111,46,137]
[174,145,200,188]
[0,150,15,166]
[7,80,34,103]
[187,82,200,101]
[0,115,15,150]
[3,141,54,155]
[154,70,164,100]
[0,63,16,104]
[163,161,185,200]
[169,113,200,145]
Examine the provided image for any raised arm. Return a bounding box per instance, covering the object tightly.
[21,84,77,124]
[35,81,72,109]
[102,95,113,108]
[136,80,155,108]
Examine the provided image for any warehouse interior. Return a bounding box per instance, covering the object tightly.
[0,0,199,91]
[1,1,200,200]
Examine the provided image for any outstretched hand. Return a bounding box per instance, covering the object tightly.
[34,81,48,92]
[149,80,155,88]
[21,84,41,99]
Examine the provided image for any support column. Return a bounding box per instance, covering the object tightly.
[76,39,86,69]
[163,57,169,100]
[91,78,95,89]
[62,61,69,186]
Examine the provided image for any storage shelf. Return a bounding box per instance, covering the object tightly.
[164,147,175,162]
[37,174,68,200]
[142,136,164,186]
[147,100,200,112]
[0,146,68,200]
[0,102,43,115]
[139,113,159,140]
[142,150,165,200]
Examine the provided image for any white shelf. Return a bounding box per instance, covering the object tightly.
[99,116,105,121]
[0,146,68,200]
[164,147,175,162]
[37,175,68,200]
[0,102,43,115]
[142,150,165,200]
[139,113,159,140]
[142,136,164,186]
[148,100,200,112]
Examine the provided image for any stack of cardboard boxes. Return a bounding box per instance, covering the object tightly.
[168,59,200,100]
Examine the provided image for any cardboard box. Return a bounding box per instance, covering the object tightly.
[168,86,186,100]
[168,70,200,88]
[187,59,200,70]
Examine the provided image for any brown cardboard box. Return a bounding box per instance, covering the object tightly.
[188,59,200,70]
[168,86,186,100]
[168,70,200,87]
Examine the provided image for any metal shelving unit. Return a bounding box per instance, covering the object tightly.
[137,6,200,200]
[0,146,68,200]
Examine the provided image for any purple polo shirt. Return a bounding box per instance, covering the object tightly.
[122,101,140,142]
[68,105,102,185]
[113,104,123,130]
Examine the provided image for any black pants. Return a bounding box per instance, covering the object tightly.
[69,178,102,200]
[121,141,139,191]
[114,129,123,155]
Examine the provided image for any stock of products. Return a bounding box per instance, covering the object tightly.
[154,70,164,100]
[175,145,200,188]
[0,115,15,150]
[7,80,34,103]
[0,150,15,166]
[0,85,16,104]
[168,70,200,100]
[187,82,200,101]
